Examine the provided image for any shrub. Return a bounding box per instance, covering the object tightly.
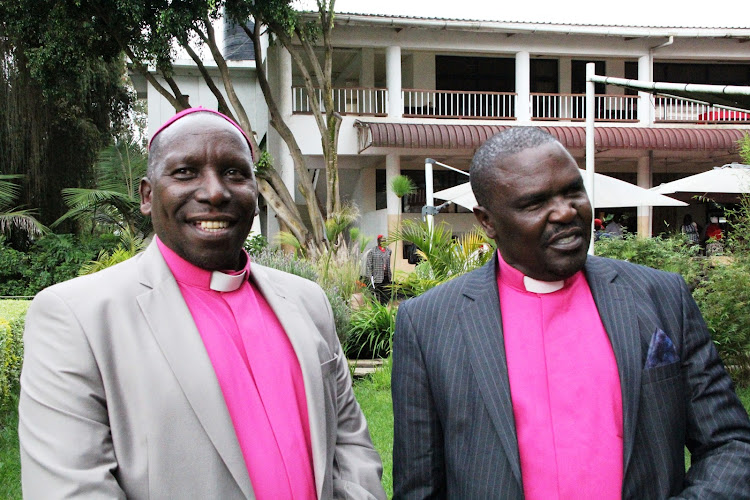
[0,300,30,404]
[344,295,397,359]
[595,232,705,289]
[0,233,120,297]
[692,258,750,385]
[243,233,268,256]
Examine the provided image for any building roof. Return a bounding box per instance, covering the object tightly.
[327,12,750,38]
[355,122,750,152]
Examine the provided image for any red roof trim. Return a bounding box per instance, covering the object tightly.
[357,122,749,151]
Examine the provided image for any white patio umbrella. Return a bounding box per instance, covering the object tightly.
[651,164,750,201]
[433,169,687,210]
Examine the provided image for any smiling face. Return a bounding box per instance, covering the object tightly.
[473,141,592,281]
[140,113,258,271]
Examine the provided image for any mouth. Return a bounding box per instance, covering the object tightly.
[547,227,586,251]
[193,220,232,233]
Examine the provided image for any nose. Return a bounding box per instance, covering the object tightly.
[548,196,577,224]
[197,170,231,205]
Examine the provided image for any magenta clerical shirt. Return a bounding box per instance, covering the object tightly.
[496,251,623,499]
[156,237,316,500]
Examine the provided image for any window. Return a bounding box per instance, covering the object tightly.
[571,60,605,94]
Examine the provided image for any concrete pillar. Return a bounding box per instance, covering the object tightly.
[559,57,572,119]
[515,51,531,122]
[386,46,403,118]
[385,153,401,237]
[637,156,652,237]
[638,55,653,126]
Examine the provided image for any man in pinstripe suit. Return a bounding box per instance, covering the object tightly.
[392,127,750,499]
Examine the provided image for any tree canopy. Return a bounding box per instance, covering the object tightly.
[0,0,132,229]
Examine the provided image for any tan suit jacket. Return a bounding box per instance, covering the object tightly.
[19,241,385,499]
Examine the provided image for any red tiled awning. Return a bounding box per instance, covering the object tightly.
[355,121,750,152]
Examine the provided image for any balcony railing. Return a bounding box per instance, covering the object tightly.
[654,96,750,123]
[402,89,516,119]
[292,86,387,116]
[531,93,639,122]
[291,87,749,125]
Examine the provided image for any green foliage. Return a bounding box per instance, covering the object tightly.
[251,247,319,282]
[349,227,372,254]
[389,175,417,198]
[595,232,705,288]
[0,233,119,296]
[243,233,269,256]
[0,300,29,405]
[78,230,146,276]
[344,295,397,359]
[352,361,394,497]
[1,3,133,226]
[724,195,750,255]
[253,150,275,180]
[738,133,750,165]
[390,220,494,296]
[0,175,46,240]
[54,138,150,236]
[693,259,750,385]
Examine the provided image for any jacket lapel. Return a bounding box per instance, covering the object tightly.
[584,256,642,475]
[249,265,328,500]
[460,257,523,487]
[135,242,253,499]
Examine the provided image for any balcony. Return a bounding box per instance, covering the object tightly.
[530,93,638,122]
[292,86,749,125]
[402,89,516,119]
[293,86,387,116]
[654,96,750,123]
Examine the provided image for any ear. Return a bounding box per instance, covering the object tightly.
[473,206,498,241]
[139,178,153,216]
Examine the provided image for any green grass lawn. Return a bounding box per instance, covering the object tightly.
[0,366,748,499]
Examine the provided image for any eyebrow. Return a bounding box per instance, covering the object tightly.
[514,176,585,206]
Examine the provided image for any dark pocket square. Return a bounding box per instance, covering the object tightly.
[645,328,679,369]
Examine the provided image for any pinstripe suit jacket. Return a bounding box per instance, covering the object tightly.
[392,254,750,499]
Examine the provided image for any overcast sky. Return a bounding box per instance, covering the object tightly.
[295,0,750,28]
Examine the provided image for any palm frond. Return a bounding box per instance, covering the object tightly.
[0,209,47,238]
[0,175,23,209]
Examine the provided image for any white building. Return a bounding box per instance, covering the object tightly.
[136,12,750,269]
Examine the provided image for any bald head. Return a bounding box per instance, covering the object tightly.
[470,127,558,207]
[147,111,253,179]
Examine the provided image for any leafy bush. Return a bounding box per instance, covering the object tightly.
[595,232,705,288]
[0,233,120,296]
[251,247,318,282]
[692,258,750,385]
[0,300,30,404]
[243,233,268,256]
[344,295,397,359]
[390,220,493,298]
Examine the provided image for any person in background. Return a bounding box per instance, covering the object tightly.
[594,217,605,241]
[681,213,700,245]
[365,234,392,304]
[19,108,385,499]
[603,215,624,238]
[392,126,750,499]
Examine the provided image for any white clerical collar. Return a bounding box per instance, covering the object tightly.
[209,270,247,292]
[523,276,564,294]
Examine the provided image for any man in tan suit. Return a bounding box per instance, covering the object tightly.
[19,108,385,499]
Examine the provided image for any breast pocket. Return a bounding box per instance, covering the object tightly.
[642,361,681,384]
